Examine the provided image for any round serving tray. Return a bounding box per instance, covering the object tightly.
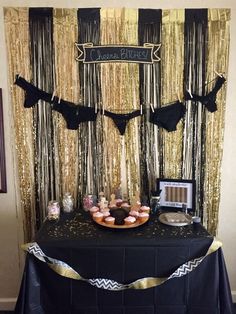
[92,217,149,229]
[158,212,192,227]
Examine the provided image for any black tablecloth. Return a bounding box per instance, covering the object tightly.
[15,211,234,314]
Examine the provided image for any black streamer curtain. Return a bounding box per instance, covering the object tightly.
[183,10,208,219]
[6,7,229,237]
[29,8,56,228]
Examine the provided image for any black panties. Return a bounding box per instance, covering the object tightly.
[53,101,97,130]
[16,75,225,134]
[185,76,226,112]
[15,75,97,129]
[15,75,52,107]
[149,101,186,132]
[103,110,141,135]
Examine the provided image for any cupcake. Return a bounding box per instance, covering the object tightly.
[109,204,117,209]
[116,199,123,207]
[129,210,139,218]
[92,211,103,223]
[89,206,99,215]
[138,212,149,223]
[104,216,115,225]
[140,206,150,214]
[131,201,141,211]
[102,211,111,218]
[124,216,136,225]
[121,202,131,209]
[100,207,110,212]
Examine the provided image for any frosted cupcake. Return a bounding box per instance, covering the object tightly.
[121,202,131,209]
[92,211,103,223]
[131,201,141,211]
[102,211,111,218]
[100,207,110,212]
[116,199,123,207]
[124,216,136,225]
[129,210,139,218]
[138,212,149,223]
[104,216,115,225]
[140,206,150,213]
[89,206,99,215]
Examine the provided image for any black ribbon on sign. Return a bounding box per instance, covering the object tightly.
[75,42,161,64]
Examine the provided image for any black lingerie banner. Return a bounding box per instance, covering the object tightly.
[75,42,161,64]
[15,74,226,133]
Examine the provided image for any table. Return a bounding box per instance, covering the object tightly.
[15,211,234,314]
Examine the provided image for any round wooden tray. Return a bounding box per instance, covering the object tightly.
[92,217,149,229]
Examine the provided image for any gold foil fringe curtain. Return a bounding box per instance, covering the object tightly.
[4,8,36,241]
[204,9,230,234]
[4,8,230,240]
[100,9,140,199]
[53,9,79,204]
[161,10,185,179]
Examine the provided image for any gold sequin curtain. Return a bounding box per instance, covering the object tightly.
[53,9,79,204]
[203,9,230,234]
[4,8,36,241]
[100,9,140,199]
[161,10,185,179]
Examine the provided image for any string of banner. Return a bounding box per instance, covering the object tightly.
[23,238,221,290]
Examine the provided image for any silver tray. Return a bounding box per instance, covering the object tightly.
[158,212,192,227]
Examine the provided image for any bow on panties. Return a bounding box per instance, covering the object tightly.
[185,76,226,112]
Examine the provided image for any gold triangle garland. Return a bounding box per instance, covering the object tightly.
[22,238,222,291]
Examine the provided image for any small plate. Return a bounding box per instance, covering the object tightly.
[158,212,192,226]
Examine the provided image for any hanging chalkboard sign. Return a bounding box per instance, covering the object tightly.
[75,42,161,64]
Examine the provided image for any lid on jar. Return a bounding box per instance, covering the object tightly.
[48,200,59,205]
[64,192,72,197]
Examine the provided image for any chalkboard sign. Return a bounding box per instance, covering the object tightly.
[76,43,161,64]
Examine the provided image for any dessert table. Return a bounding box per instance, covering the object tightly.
[15,210,234,314]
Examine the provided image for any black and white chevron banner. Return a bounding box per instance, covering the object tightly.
[23,238,222,291]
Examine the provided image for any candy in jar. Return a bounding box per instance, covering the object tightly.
[47,200,60,220]
[62,192,74,213]
[83,194,94,211]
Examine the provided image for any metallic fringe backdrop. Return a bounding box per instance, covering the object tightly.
[100,8,140,200]
[4,8,36,240]
[4,8,230,240]
[77,9,102,201]
[29,8,56,228]
[183,9,208,219]
[161,10,185,180]
[138,9,162,199]
[53,9,80,206]
[204,9,230,234]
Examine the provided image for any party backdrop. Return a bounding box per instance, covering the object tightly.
[4,7,230,241]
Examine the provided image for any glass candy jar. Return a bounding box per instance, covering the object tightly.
[47,200,60,221]
[150,196,161,214]
[83,194,95,211]
[62,192,74,213]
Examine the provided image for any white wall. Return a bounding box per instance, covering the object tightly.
[0,0,235,310]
